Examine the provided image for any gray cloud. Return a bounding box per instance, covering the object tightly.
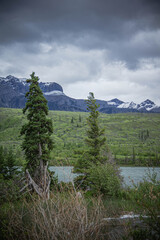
[1,0,160,66]
[1,0,160,41]
[0,0,160,103]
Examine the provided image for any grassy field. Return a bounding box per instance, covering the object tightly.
[0,108,160,166]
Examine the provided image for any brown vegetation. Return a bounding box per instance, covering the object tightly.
[2,191,130,240]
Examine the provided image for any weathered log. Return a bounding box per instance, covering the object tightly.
[23,166,51,199]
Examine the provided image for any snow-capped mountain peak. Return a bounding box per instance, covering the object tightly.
[6,75,26,83]
[138,99,157,111]
[118,101,139,109]
[117,99,159,112]
[107,98,124,106]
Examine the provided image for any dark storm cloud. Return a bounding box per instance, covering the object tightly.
[0,0,160,68]
[1,0,160,41]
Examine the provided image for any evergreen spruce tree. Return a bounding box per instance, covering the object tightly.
[79,115,82,122]
[85,92,106,165]
[75,92,106,172]
[74,92,107,190]
[75,93,122,195]
[20,72,53,199]
[71,117,74,123]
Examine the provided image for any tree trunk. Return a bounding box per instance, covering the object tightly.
[25,164,51,199]
[21,137,51,199]
[36,140,50,199]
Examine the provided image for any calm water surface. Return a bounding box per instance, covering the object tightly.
[49,166,160,187]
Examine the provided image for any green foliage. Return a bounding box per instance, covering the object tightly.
[85,92,106,165]
[74,152,91,172]
[87,164,122,196]
[6,149,18,179]
[74,163,122,197]
[0,178,20,204]
[0,146,21,205]
[74,93,122,197]
[20,72,53,172]
[125,228,155,240]
[128,171,160,239]
[0,146,18,180]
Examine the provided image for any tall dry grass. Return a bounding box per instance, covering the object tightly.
[4,191,114,240]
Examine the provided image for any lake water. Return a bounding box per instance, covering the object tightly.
[49,166,160,187]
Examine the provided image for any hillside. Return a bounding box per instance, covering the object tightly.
[0,108,160,166]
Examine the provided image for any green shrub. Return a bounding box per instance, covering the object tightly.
[0,146,19,180]
[129,171,160,239]
[74,163,122,197]
[87,163,122,196]
[0,178,20,204]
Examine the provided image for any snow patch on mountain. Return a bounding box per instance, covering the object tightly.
[19,78,27,84]
[0,75,27,85]
[108,101,117,106]
[43,82,51,86]
[0,77,7,82]
[44,90,65,96]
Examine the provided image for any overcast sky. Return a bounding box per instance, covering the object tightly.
[0,0,160,104]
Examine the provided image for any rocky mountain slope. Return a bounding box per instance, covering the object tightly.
[0,75,160,113]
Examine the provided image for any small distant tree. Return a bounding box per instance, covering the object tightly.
[85,92,106,165]
[71,117,74,123]
[20,72,53,199]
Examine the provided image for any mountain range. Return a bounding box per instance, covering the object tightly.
[0,75,160,113]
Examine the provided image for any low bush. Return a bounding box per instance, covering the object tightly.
[127,170,160,239]
[0,146,19,180]
[87,164,122,196]
[74,163,122,197]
